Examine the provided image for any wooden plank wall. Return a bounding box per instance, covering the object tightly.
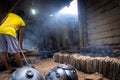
[86,0,120,46]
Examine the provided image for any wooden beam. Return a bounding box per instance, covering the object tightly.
[78,0,88,47]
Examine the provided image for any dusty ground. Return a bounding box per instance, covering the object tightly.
[0,58,109,80]
[33,58,109,80]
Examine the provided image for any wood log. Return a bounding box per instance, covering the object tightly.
[53,53,61,62]
[58,53,64,63]
[26,57,37,64]
[53,53,120,80]
[75,56,82,70]
[63,54,70,64]
[69,54,80,67]
[23,50,39,56]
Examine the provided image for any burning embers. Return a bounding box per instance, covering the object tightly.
[61,46,120,57]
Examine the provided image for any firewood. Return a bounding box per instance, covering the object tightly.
[63,54,70,64]
[59,53,64,63]
[53,53,60,62]
[53,53,120,80]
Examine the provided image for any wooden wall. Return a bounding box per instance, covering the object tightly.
[86,0,120,46]
[78,0,88,47]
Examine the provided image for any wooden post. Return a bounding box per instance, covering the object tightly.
[77,0,88,47]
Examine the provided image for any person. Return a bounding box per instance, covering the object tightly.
[0,10,26,73]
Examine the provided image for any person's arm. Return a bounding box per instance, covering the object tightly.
[19,27,24,49]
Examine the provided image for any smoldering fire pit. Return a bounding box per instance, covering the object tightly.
[53,46,120,80]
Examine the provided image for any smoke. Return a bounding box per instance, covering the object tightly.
[23,18,43,50]
[22,12,79,51]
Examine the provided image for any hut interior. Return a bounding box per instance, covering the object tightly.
[0,0,120,80]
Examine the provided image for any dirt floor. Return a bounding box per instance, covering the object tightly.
[0,58,110,80]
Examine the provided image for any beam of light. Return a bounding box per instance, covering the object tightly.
[58,0,78,15]
[31,8,36,15]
